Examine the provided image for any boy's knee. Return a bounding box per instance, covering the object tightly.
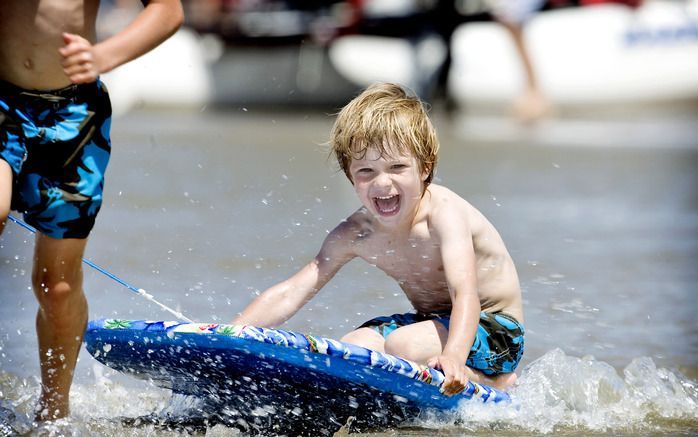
[33,278,71,304]
[32,272,84,312]
[33,279,87,334]
[341,328,385,352]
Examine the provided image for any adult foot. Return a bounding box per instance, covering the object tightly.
[512,89,553,124]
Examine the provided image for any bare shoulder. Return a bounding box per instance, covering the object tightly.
[427,184,470,207]
[425,184,500,244]
[320,208,374,256]
[334,207,376,241]
[425,184,475,223]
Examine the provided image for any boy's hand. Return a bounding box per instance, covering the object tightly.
[59,33,104,84]
[428,354,468,396]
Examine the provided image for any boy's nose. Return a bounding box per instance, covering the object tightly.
[374,172,392,188]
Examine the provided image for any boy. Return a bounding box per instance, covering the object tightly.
[0,0,183,420]
[232,83,524,395]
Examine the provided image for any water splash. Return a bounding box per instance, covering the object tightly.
[1,350,696,436]
[417,349,698,435]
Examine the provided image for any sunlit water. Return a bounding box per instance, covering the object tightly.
[1,108,697,436]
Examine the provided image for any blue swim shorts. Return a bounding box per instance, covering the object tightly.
[358,310,525,375]
[0,79,112,239]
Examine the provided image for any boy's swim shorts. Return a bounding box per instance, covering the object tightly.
[0,79,112,239]
[358,310,525,375]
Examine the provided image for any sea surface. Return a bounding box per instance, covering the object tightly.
[1,106,697,436]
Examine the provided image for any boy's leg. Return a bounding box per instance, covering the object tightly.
[340,327,386,353]
[0,159,11,234]
[383,320,448,363]
[474,372,517,390]
[32,233,88,421]
[384,321,518,390]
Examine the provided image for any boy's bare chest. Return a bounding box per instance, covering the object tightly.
[357,232,446,290]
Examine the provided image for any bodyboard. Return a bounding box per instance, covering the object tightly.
[85,319,509,433]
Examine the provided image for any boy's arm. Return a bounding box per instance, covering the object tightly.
[231,222,356,328]
[60,0,184,84]
[428,207,481,396]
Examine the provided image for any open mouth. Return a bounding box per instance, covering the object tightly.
[373,194,400,216]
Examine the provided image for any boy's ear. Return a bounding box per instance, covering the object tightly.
[421,164,431,181]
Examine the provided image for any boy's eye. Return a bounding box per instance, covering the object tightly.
[391,164,407,170]
[357,168,373,174]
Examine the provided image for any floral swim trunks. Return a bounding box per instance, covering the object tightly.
[359,311,525,375]
[0,79,112,239]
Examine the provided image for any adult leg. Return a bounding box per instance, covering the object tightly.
[32,234,88,421]
[0,160,11,235]
[499,20,552,123]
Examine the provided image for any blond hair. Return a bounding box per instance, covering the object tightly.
[329,83,439,187]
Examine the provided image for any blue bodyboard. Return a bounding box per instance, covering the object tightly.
[85,319,509,433]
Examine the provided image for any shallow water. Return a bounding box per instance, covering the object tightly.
[1,107,697,436]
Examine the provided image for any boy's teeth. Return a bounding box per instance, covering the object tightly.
[375,194,399,213]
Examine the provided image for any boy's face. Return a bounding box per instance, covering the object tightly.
[348,146,428,225]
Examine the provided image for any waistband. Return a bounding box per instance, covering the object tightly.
[0,79,101,100]
[416,310,523,327]
[414,310,451,319]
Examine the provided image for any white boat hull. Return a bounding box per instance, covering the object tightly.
[328,1,698,106]
[449,1,698,106]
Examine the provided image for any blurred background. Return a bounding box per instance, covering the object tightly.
[100,0,698,120]
[1,0,697,435]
